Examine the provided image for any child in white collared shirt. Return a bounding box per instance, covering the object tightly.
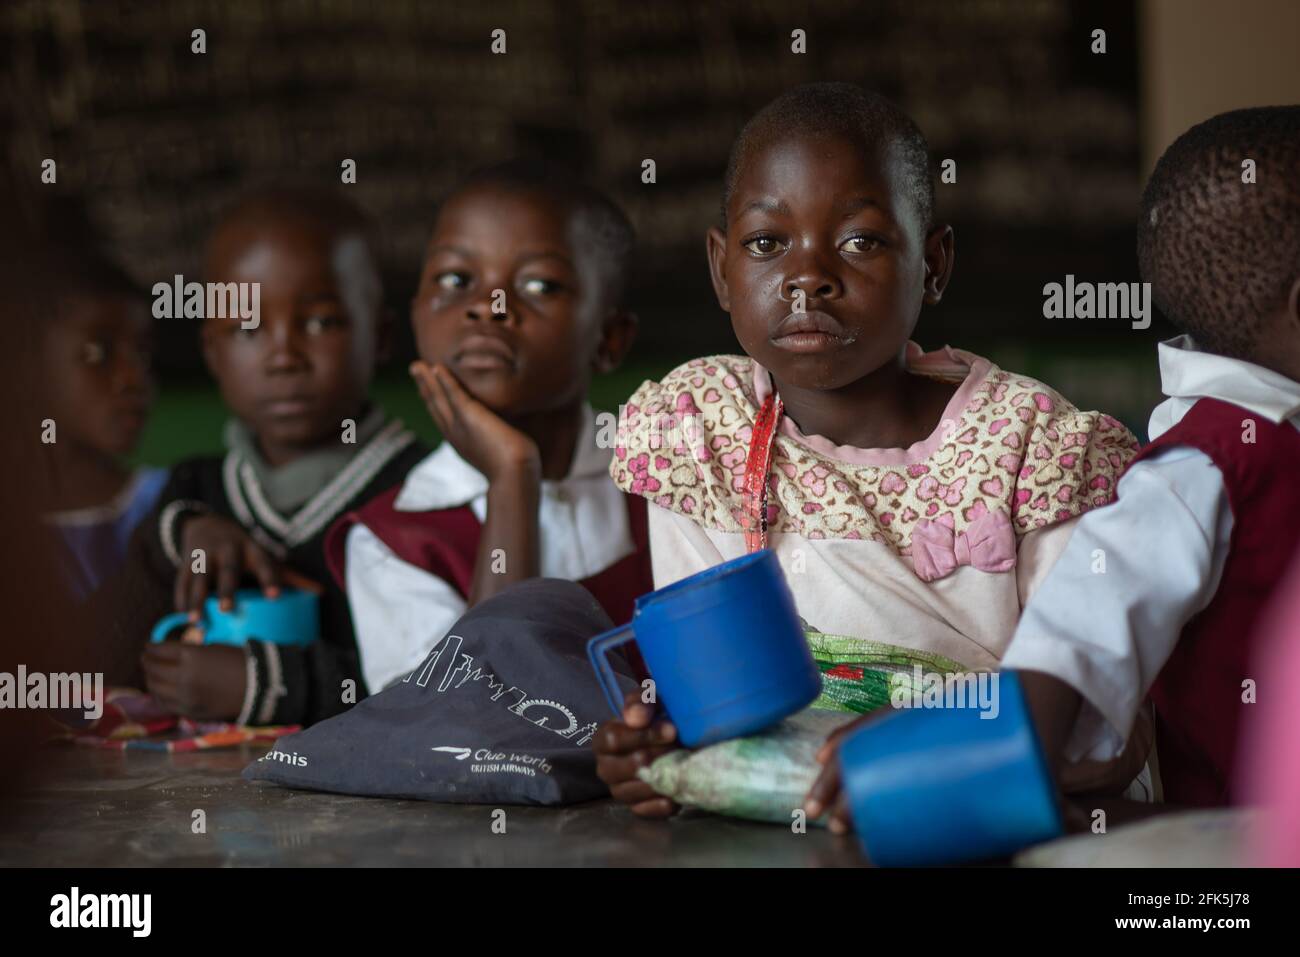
[326,162,651,694]
[1000,107,1300,808]
[331,405,649,692]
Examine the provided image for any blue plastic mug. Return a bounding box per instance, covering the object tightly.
[151,588,320,648]
[839,670,1063,866]
[586,549,821,748]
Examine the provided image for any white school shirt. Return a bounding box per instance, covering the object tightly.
[1000,335,1300,763]
[345,404,635,692]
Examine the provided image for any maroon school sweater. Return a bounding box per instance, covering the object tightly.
[1122,397,1300,806]
[324,486,653,629]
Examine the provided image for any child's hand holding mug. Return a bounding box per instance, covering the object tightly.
[803,711,883,834]
[593,688,682,818]
[141,642,247,720]
[176,513,318,617]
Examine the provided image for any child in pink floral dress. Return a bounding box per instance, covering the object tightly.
[592,82,1140,819]
[613,344,1135,673]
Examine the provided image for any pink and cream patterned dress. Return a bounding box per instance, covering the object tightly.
[611,343,1140,671]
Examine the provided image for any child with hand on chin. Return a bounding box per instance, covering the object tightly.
[327,161,653,694]
[597,83,1144,819]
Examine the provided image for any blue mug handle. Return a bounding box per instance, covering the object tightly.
[586,623,637,717]
[151,612,195,644]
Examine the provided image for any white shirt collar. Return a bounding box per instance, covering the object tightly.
[1148,334,1300,440]
[394,403,611,511]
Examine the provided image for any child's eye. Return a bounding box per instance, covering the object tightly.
[520,277,561,296]
[743,236,783,256]
[840,235,881,254]
[304,315,345,335]
[436,271,469,291]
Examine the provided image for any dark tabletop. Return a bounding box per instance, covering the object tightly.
[0,745,867,867]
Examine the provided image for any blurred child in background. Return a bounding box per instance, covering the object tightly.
[96,187,428,727]
[36,209,166,601]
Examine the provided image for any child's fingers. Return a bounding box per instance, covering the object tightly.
[594,720,671,755]
[435,364,489,435]
[142,642,182,665]
[608,778,658,803]
[622,699,672,737]
[243,545,282,598]
[826,795,855,835]
[411,364,435,407]
[609,779,664,806]
[596,746,677,786]
[410,364,447,427]
[619,691,678,741]
[802,757,843,819]
[185,566,211,619]
[215,542,241,610]
[432,363,474,408]
[418,366,455,433]
[172,562,194,614]
[815,711,881,763]
[629,797,678,819]
[428,366,463,430]
[140,649,181,708]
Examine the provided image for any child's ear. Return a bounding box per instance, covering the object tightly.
[705,227,731,312]
[593,309,638,375]
[922,224,955,305]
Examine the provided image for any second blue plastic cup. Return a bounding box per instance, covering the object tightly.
[840,670,1063,866]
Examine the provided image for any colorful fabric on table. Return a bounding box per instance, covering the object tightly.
[48,687,298,752]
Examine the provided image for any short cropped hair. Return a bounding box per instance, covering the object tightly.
[1137,106,1300,358]
[722,82,935,230]
[205,185,383,315]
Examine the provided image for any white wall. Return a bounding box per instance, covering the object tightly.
[1142,0,1300,173]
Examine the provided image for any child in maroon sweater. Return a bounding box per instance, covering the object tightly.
[809,106,1300,827]
[326,162,651,694]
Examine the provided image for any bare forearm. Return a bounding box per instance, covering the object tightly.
[467,465,541,605]
[1018,669,1083,780]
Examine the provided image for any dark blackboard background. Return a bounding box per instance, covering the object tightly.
[3,0,1168,455]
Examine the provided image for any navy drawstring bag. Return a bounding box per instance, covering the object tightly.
[243,578,638,805]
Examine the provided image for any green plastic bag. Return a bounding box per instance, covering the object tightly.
[806,631,969,715]
[637,630,972,824]
[637,708,854,824]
